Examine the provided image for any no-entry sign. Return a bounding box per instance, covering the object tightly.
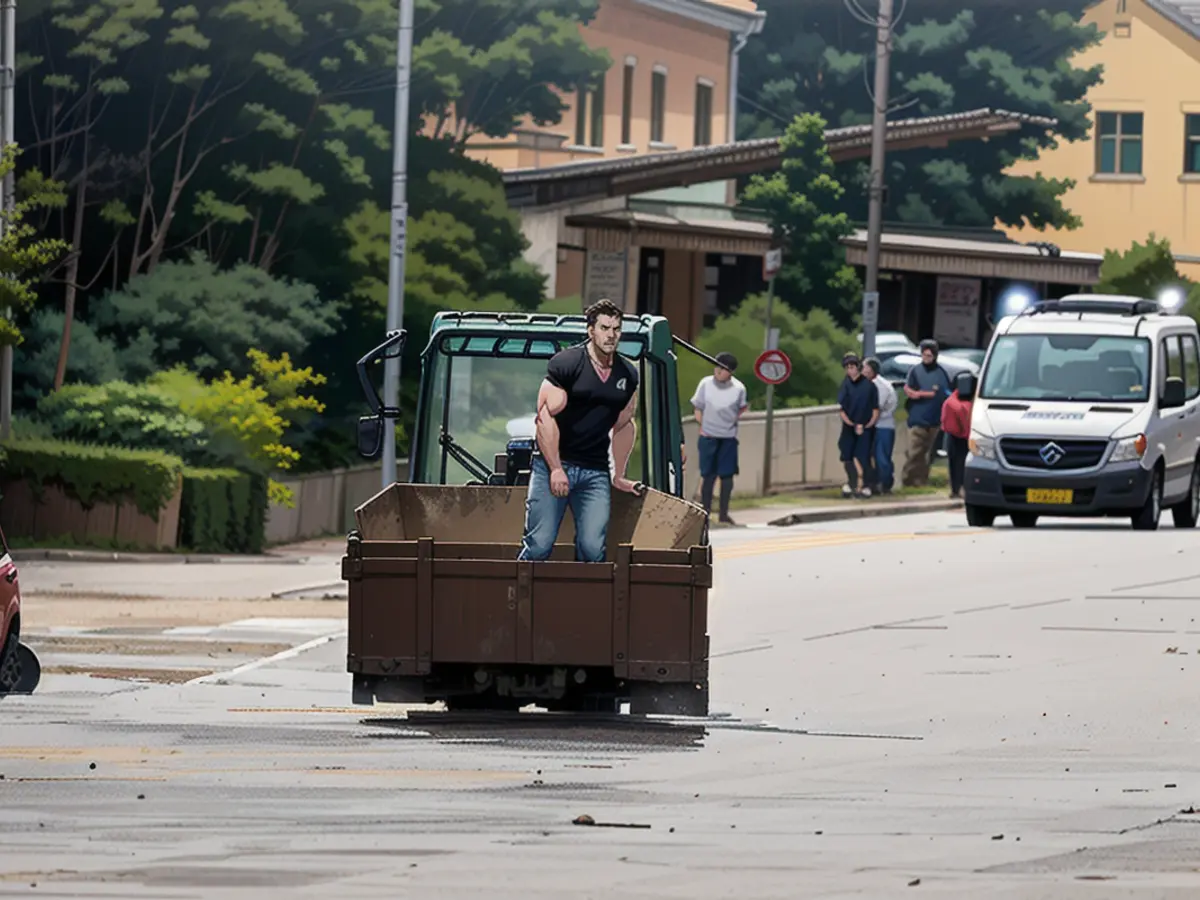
[754,348,792,385]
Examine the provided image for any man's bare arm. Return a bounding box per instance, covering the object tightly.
[611,392,638,485]
[535,379,569,470]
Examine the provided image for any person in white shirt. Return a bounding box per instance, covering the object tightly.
[863,356,898,494]
[690,352,749,524]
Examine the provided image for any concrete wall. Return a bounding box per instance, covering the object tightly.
[680,407,912,500]
[267,409,916,545]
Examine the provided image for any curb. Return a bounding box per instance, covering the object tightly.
[10,549,308,565]
[766,499,964,527]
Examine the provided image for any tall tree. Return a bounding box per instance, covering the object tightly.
[738,1,1103,230]
[742,114,860,324]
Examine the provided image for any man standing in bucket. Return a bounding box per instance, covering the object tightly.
[691,351,749,525]
[518,299,641,563]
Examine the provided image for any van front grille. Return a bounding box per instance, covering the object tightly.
[999,438,1108,471]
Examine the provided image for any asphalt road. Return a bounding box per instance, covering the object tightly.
[6,512,1200,898]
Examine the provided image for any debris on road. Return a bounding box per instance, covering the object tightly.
[908,878,921,887]
[572,814,650,829]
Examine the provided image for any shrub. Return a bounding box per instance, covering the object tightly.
[37,381,209,458]
[178,468,268,554]
[0,438,183,517]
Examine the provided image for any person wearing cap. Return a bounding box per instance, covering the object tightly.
[690,352,749,525]
[902,338,954,488]
[837,352,880,498]
[940,371,976,498]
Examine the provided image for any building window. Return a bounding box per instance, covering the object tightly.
[694,79,714,146]
[650,66,667,144]
[621,58,635,145]
[1186,114,1200,174]
[1096,111,1142,174]
[574,76,605,148]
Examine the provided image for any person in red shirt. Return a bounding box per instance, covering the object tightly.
[940,372,976,499]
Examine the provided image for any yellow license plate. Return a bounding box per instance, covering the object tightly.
[1026,488,1073,505]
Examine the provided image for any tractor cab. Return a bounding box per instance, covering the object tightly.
[357,312,704,498]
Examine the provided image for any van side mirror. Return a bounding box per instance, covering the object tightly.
[357,415,385,459]
[1162,376,1186,409]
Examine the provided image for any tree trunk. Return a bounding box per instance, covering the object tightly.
[52,107,93,391]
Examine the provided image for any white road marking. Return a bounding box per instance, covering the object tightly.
[186,631,346,685]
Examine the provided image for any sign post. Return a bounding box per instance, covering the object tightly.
[760,248,784,494]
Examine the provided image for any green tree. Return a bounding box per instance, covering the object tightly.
[1095,234,1200,319]
[85,252,339,382]
[0,143,70,347]
[742,114,860,324]
[738,1,1103,230]
[414,0,610,148]
[676,294,856,414]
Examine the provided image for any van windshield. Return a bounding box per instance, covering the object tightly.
[980,333,1152,402]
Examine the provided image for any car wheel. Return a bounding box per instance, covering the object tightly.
[965,504,996,527]
[1171,461,1200,529]
[1011,512,1039,529]
[1132,468,1163,531]
[0,629,20,694]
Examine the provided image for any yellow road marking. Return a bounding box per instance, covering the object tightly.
[716,530,975,561]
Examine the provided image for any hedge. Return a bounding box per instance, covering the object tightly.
[179,467,268,554]
[0,438,184,517]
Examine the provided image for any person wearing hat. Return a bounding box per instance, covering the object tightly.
[690,351,749,524]
[837,351,880,498]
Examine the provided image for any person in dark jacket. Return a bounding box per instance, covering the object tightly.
[837,352,880,498]
[902,338,954,488]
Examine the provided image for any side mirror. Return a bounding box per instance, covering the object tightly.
[357,415,385,459]
[1162,376,1186,409]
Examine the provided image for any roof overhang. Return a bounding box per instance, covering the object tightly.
[566,209,772,255]
[633,0,766,34]
[504,109,1057,209]
[841,229,1103,285]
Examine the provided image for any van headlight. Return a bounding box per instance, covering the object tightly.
[1110,433,1148,462]
[968,432,996,460]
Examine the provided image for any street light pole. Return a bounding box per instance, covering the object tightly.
[760,273,778,495]
[0,0,14,441]
[380,0,414,490]
[860,0,892,362]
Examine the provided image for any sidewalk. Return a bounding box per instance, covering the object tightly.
[723,495,963,528]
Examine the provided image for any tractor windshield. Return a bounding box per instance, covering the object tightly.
[412,333,649,485]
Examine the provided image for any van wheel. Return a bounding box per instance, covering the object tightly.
[1132,468,1163,531]
[1011,512,1038,528]
[1171,462,1200,529]
[965,504,996,527]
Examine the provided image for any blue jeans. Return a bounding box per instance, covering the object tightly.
[874,427,896,491]
[518,457,611,562]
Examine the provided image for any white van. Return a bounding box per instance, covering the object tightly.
[964,294,1200,530]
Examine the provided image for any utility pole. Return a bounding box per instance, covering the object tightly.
[760,248,782,495]
[860,0,892,362]
[0,0,14,442]
[380,0,414,489]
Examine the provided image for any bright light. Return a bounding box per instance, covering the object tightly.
[999,288,1034,316]
[1158,286,1186,311]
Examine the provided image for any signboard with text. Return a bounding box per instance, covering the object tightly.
[934,276,982,347]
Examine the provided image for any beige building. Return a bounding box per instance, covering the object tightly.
[1002,0,1200,280]
[463,0,1079,342]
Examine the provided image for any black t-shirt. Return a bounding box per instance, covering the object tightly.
[837,375,879,426]
[544,345,639,471]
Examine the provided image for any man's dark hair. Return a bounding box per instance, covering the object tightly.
[919,338,939,355]
[842,351,861,367]
[585,299,623,326]
[715,351,738,372]
[863,356,881,375]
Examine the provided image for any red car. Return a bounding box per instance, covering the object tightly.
[0,524,38,694]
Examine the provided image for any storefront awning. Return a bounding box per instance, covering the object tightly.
[841,230,1103,285]
[504,108,1056,209]
[565,210,773,255]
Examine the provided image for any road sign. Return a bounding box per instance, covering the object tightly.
[763,248,783,281]
[862,290,880,331]
[754,348,791,385]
